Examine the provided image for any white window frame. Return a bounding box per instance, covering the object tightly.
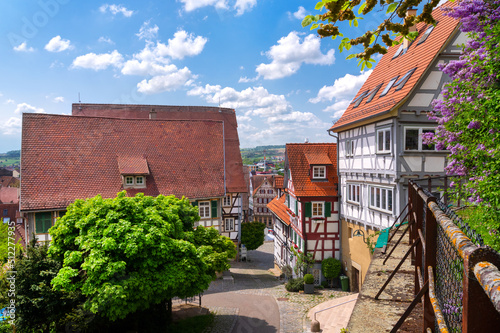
[199,201,210,219]
[376,128,391,154]
[224,218,234,231]
[404,127,436,151]
[346,139,355,157]
[312,202,324,218]
[347,183,361,204]
[223,194,232,207]
[369,186,393,213]
[125,176,134,186]
[312,166,326,179]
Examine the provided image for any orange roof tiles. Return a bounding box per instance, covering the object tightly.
[330,1,460,132]
[286,143,337,197]
[0,187,19,204]
[305,153,333,165]
[21,113,225,211]
[72,104,247,193]
[274,175,284,189]
[267,194,290,225]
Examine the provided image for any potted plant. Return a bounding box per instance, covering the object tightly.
[304,274,315,294]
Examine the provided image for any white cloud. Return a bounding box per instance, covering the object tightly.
[14,103,45,114]
[322,99,350,113]
[188,84,292,116]
[50,60,65,69]
[235,0,256,16]
[136,67,195,94]
[44,36,73,52]
[53,96,65,103]
[13,42,35,52]
[5,99,15,105]
[309,70,372,103]
[71,50,124,71]
[180,0,228,12]
[238,76,258,83]
[98,36,114,44]
[160,30,207,60]
[136,21,159,41]
[256,32,335,80]
[293,6,307,20]
[1,117,22,135]
[99,4,134,17]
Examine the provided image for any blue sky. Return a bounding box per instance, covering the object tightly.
[0,0,383,152]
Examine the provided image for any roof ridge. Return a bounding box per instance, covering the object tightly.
[23,113,224,123]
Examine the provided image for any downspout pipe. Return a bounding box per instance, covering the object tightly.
[328,129,341,262]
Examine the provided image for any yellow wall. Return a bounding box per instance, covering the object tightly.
[341,219,378,291]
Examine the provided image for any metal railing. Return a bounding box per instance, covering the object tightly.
[377,178,500,332]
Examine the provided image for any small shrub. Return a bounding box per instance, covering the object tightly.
[304,274,314,284]
[285,278,304,292]
[322,258,341,279]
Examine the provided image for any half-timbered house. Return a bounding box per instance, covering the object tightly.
[328,2,464,291]
[268,143,339,284]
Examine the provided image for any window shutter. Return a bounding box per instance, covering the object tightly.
[325,202,331,217]
[287,194,290,208]
[192,201,198,207]
[305,202,312,217]
[211,200,218,218]
[295,200,298,214]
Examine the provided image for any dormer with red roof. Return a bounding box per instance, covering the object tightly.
[328,2,464,291]
[268,143,338,283]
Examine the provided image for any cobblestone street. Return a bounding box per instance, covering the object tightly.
[202,242,353,333]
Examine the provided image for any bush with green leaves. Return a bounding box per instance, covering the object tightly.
[304,273,314,284]
[322,257,342,287]
[285,278,304,292]
[49,192,235,322]
[241,221,266,251]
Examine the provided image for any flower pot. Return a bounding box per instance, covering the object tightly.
[304,283,314,294]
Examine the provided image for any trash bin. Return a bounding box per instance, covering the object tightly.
[340,275,349,291]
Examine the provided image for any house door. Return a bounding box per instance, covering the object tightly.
[352,267,360,293]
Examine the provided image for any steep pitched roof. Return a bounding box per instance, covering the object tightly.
[0,176,20,188]
[267,194,290,226]
[286,143,338,197]
[72,104,247,193]
[21,113,225,211]
[330,2,460,132]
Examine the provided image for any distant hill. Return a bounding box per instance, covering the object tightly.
[0,150,20,168]
[0,150,20,158]
[241,146,285,166]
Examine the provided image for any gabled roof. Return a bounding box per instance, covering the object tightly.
[21,113,225,211]
[72,103,247,193]
[0,176,20,188]
[330,1,460,132]
[267,194,290,226]
[117,156,150,175]
[286,143,337,197]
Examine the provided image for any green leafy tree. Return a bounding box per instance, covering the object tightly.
[321,257,342,287]
[14,237,84,332]
[302,0,443,67]
[241,221,266,251]
[291,247,315,277]
[49,192,235,323]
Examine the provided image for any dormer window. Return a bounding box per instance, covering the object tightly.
[312,166,326,179]
[136,176,144,185]
[118,156,150,189]
[125,176,134,185]
[123,175,147,188]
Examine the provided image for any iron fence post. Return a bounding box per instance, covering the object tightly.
[424,196,437,331]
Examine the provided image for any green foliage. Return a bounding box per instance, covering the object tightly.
[304,273,314,284]
[14,237,84,332]
[463,206,500,252]
[321,257,341,280]
[241,221,266,251]
[285,278,304,292]
[291,247,315,277]
[0,219,23,264]
[302,0,440,64]
[366,231,380,254]
[49,192,235,322]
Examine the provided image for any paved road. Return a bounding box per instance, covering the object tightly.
[201,242,354,333]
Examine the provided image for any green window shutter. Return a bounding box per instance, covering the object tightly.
[192,201,198,207]
[295,200,298,214]
[325,202,331,217]
[305,202,312,218]
[287,194,290,208]
[35,212,52,233]
[211,200,218,218]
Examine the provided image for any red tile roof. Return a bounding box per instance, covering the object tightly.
[0,176,20,188]
[72,104,247,193]
[267,194,290,225]
[286,143,337,197]
[117,156,150,175]
[0,187,19,204]
[274,175,284,189]
[305,153,333,165]
[330,1,460,131]
[21,113,225,211]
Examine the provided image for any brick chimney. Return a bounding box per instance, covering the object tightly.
[404,7,418,48]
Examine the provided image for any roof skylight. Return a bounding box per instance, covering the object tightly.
[366,84,382,103]
[417,24,436,45]
[379,76,399,97]
[351,90,369,105]
[394,68,417,91]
